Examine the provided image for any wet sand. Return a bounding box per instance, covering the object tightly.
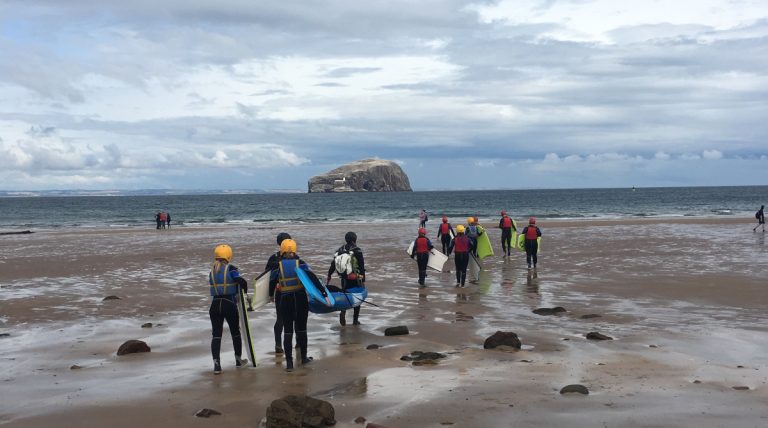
[1,218,767,427]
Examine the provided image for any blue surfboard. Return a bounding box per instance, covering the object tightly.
[309,286,368,314]
[296,267,335,308]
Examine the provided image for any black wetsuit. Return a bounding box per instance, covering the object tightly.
[437,223,454,254]
[410,236,433,285]
[451,234,470,286]
[208,264,247,364]
[265,252,284,349]
[499,216,516,255]
[521,226,542,268]
[328,243,366,324]
[270,257,310,364]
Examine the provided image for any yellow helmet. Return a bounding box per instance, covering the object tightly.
[280,239,297,255]
[456,224,465,233]
[466,217,474,224]
[214,244,233,262]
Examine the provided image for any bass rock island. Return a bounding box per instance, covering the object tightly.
[308,159,412,193]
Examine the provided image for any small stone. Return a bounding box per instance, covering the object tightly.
[117,340,151,356]
[649,345,658,348]
[737,365,744,368]
[580,314,602,319]
[102,295,120,301]
[412,360,438,366]
[366,424,388,428]
[732,386,750,391]
[586,332,613,341]
[0,333,10,338]
[384,326,409,336]
[355,416,366,424]
[560,384,589,395]
[266,395,336,427]
[141,323,153,328]
[366,344,380,350]
[70,365,82,370]
[693,380,702,384]
[401,351,447,362]
[484,331,521,349]
[195,408,222,418]
[532,307,567,316]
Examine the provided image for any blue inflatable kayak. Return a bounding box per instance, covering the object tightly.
[309,286,368,314]
[296,267,335,308]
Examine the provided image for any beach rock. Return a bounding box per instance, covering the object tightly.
[117,340,151,356]
[70,364,82,370]
[580,314,602,319]
[0,230,33,235]
[732,386,750,391]
[400,351,447,365]
[266,395,336,428]
[355,416,366,424]
[308,159,412,193]
[366,424,389,428]
[483,331,522,349]
[532,307,566,316]
[560,384,590,395]
[102,295,121,301]
[195,408,222,418]
[141,323,153,328]
[366,344,380,350]
[0,333,10,338]
[586,332,613,341]
[384,326,409,336]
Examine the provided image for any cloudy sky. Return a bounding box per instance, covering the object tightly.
[1,0,766,191]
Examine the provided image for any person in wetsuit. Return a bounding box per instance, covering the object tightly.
[410,227,433,287]
[265,232,291,354]
[521,217,542,269]
[327,231,366,326]
[436,216,454,254]
[754,205,765,232]
[208,244,248,374]
[269,239,326,371]
[498,210,517,257]
[450,224,470,287]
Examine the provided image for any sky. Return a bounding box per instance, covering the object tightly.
[0,0,766,191]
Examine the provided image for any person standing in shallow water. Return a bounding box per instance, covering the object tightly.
[419,209,428,229]
[754,205,765,232]
[521,217,542,269]
[208,244,249,374]
[265,232,291,354]
[450,224,470,287]
[436,216,454,254]
[410,227,433,287]
[327,231,365,326]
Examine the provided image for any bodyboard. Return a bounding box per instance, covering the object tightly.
[407,242,449,271]
[309,286,368,314]
[250,271,270,310]
[296,267,335,308]
[236,288,257,366]
[516,235,542,254]
[476,232,494,259]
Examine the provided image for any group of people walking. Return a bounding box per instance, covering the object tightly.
[207,231,365,374]
[411,212,542,288]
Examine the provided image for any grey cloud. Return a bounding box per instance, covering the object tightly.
[324,67,381,78]
[314,82,345,87]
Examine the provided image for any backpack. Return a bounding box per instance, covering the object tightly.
[334,246,359,276]
[757,211,761,220]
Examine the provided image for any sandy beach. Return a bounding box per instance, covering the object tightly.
[1,218,767,427]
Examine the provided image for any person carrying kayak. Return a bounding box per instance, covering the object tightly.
[265,232,291,354]
[327,231,366,326]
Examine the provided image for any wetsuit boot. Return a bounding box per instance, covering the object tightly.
[298,331,312,364]
[352,306,361,325]
[339,310,346,326]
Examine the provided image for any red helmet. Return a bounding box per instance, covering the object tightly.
[418,228,427,236]
[529,217,536,224]
[442,216,448,223]
[500,210,506,216]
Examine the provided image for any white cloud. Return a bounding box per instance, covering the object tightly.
[702,149,723,160]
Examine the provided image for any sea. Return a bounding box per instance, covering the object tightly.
[0,186,766,230]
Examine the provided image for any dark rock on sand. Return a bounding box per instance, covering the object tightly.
[732,386,750,391]
[141,323,153,328]
[560,384,590,395]
[0,333,10,338]
[308,158,412,193]
[532,307,566,316]
[355,416,366,423]
[195,408,222,418]
[366,344,380,350]
[70,364,82,370]
[366,424,389,428]
[117,340,151,356]
[384,326,409,336]
[586,332,613,341]
[483,331,522,349]
[266,395,336,428]
[580,314,602,319]
[401,351,447,363]
[102,295,121,301]
[0,230,33,235]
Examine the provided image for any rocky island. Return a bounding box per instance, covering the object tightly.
[307,159,412,193]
